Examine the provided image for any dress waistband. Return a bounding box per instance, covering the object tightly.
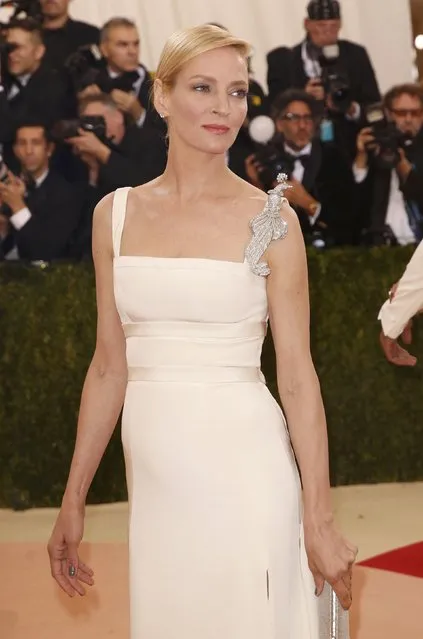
[127,366,266,383]
[123,321,267,340]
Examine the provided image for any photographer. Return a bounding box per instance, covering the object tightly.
[266,0,380,157]
[244,89,356,246]
[0,120,86,261]
[65,92,166,201]
[354,84,423,246]
[72,18,156,130]
[0,18,67,160]
[40,0,100,71]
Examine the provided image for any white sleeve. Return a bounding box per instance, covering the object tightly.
[353,164,369,183]
[378,240,423,339]
[10,207,32,229]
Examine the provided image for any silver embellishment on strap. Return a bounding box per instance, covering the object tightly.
[245,173,290,277]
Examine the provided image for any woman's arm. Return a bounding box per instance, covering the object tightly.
[62,193,128,508]
[266,203,356,608]
[267,204,331,521]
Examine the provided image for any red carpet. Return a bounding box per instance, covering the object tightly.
[358,542,423,578]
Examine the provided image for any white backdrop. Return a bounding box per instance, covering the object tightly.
[2,0,415,93]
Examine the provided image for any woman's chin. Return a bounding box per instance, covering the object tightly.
[196,132,236,155]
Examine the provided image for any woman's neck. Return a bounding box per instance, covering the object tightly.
[160,139,233,201]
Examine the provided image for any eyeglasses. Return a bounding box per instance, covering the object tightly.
[390,108,423,118]
[280,113,314,124]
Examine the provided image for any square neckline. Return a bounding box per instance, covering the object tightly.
[112,187,252,269]
[113,255,249,267]
[111,182,288,277]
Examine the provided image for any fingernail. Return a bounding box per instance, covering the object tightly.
[68,563,76,578]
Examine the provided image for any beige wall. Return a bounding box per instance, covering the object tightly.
[2,0,415,95]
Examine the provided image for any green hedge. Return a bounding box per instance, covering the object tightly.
[1,248,423,509]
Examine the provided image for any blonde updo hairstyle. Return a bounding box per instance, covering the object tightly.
[153,24,251,113]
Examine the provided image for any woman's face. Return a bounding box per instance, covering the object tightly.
[158,46,249,155]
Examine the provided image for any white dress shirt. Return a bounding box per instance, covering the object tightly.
[353,165,415,246]
[378,239,423,338]
[7,73,32,100]
[284,142,321,225]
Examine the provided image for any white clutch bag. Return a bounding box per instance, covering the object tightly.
[318,582,350,639]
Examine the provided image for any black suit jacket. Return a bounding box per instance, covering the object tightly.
[72,123,168,259]
[97,123,167,197]
[87,64,163,132]
[0,63,68,171]
[267,39,380,108]
[43,19,100,71]
[248,137,358,244]
[0,171,86,261]
[267,40,381,158]
[357,130,423,244]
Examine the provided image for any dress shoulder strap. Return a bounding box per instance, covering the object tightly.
[244,173,290,277]
[112,187,132,258]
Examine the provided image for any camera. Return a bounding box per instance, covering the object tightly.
[51,115,108,143]
[365,103,413,170]
[253,145,292,192]
[65,45,140,95]
[247,115,292,191]
[0,39,17,54]
[319,44,352,114]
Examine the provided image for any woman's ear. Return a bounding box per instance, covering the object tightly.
[153,78,169,118]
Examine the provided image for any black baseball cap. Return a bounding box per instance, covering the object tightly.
[307,0,341,20]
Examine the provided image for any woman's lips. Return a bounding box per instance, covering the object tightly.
[202,125,230,135]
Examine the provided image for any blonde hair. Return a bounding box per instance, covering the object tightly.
[155,24,251,90]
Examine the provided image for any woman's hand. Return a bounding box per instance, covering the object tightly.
[304,517,358,610]
[47,502,94,597]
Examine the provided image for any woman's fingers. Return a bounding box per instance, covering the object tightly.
[332,578,352,610]
[77,563,95,586]
[62,559,88,597]
[50,557,78,597]
[78,561,94,575]
[312,571,325,596]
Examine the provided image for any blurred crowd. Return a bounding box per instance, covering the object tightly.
[1,0,423,262]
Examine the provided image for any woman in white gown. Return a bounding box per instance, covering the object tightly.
[47,24,357,638]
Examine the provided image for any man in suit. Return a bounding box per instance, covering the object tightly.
[0,121,86,261]
[378,240,423,367]
[76,18,157,131]
[353,83,423,246]
[67,93,167,198]
[244,89,357,246]
[0,18,67,162]
[40,0,100,71]
[63,93,167,256]
[266,0,380,157]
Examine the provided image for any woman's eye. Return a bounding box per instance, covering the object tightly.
[232,89,248,98]
[193,84,210,92]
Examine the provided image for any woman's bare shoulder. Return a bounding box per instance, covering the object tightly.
[92,191,115,228]
[231,175,268,217]
[128,178,162,205]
